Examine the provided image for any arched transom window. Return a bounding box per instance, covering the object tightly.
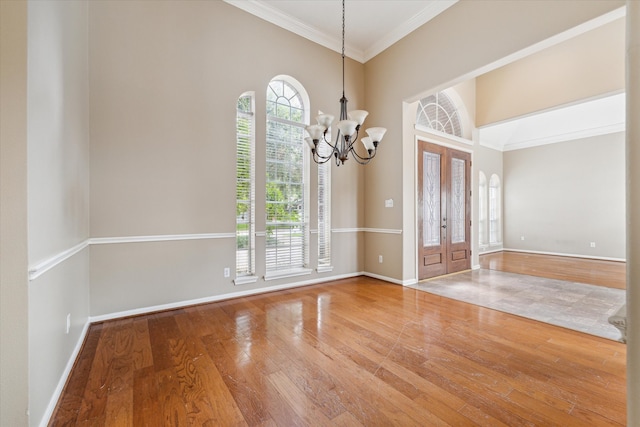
[416,92,463,138]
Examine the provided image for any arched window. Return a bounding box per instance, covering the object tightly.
[236,93,255,277]
[478,171,488,247]
[265,77,309,274]
[489,174,502,245]
[416,91,463,137]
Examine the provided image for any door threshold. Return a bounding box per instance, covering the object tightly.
[419,269,471,283]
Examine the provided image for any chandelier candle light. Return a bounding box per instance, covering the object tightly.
[305,0,386,166]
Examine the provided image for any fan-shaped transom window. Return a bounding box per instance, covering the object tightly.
[416,92,463,138]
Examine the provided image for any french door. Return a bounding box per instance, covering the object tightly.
[418,141,471,280]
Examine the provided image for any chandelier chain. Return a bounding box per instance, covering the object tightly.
[304,0,386,166]
[342,0,345,97]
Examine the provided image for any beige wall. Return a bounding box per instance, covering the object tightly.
[3,2,630,424]
[0,1,29,426]
[477,17,625,126]
[26,1,91,425]
[89,0,365,315]
[503,132,625,259]
[364,0,623,282]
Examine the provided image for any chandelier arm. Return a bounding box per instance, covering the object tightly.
[349,145,376,163]
[315,154,333,164]
[314,148,335,161]
[349,150,373,165]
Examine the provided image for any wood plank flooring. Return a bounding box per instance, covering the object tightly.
[480,251,626,290]
[50,276,626,426]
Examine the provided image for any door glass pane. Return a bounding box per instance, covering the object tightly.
[423,152,441,247]
[451,158,465,244]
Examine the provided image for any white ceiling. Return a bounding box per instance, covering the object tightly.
[224,0,457,63]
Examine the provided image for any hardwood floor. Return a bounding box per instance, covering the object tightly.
[480,251,626,290]
[50,276,626,426]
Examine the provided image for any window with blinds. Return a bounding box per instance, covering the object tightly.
[317,139,331,268]
[236,93,255,276]
[265,79,309,273]
[478,171,488,247]
[489,173,502,245]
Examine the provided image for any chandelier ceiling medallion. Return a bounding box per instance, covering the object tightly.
[305,0,386,166]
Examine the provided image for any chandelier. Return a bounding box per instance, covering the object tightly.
[304,0,386,166]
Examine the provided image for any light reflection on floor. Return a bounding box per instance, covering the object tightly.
[409,269,625,341]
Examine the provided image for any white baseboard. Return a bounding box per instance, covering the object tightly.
[478,247,503,255]
[502,248,626,262]
[90,271,365,323]
[363,271,417,286]
[39,319,91,427]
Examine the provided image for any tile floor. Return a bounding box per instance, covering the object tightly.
[409,269,626,341]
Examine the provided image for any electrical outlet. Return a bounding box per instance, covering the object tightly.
[66,313,71,334]
[224,267,230,278]
[590,242,596,248]
[520,236,525,241]
[378,255,383,263]
[385,199,394,208]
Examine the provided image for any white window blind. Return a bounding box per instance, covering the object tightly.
[265,79,309,272]
[236,93,255,276]
[478,171,488,246]
[317,138,331,268]
[489,174,502,245]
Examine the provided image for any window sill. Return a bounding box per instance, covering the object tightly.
[317,266,334,273]
[264,268,313,281]
[234,275,259,286]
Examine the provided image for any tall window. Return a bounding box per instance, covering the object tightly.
[236,93,255,276]
[265,78,309,273]
[489,174,502,245]
[478,171,488,247]
[317,138,331,269]
[416,91,463,138]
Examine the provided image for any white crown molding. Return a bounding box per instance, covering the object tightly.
[224,0,457,63]
[223,0,363,62]
[364,0,457,62]
[501,122,625,152]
